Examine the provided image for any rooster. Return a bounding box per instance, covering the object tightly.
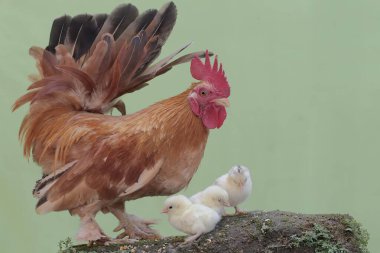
[13,2,230,242]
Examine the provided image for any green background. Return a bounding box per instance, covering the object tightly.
[1,0,379,252]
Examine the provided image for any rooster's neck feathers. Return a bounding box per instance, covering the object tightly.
[121,87,208,143]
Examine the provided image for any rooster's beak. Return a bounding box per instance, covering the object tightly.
[212,98,230,107]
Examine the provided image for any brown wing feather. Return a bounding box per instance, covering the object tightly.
[35,123,163,214]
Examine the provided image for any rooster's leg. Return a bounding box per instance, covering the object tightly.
[72,204,109,243]
[76,214,109,242]
[108,201,160,240]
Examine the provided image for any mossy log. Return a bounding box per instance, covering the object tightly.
[61,210,369,253]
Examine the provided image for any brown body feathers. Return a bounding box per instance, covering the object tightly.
[14,2,210,215]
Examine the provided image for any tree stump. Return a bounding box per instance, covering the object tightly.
[59,210,369,253]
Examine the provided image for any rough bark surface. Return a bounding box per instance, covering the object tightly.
[60,210,369,253]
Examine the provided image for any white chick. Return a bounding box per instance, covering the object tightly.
[214,165,252,214]
[162,195,221,243]
[190,185,230,215]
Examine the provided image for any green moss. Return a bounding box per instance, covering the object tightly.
[289,223,348,253]
[260,218,273,235]
[250,216,264,230]
[58,237,76,253]
[341,217,370,253]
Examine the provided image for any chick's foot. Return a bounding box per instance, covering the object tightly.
[234,206,247,215]
[183,232,202,244]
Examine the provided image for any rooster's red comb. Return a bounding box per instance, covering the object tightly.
[190,50,230,97]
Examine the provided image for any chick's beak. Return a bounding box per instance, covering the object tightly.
[212,98,230,107]
[161,208,169,214]
[223,200,231,207]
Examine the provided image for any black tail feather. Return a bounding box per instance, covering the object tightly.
[66,14,99,60]
[148,2,177,43]
[46,15,72,54]
[93,14,108,33]
[108,4,139,40]
[135,2,177,75]
[36,195,47,209]
[114,9,157,48]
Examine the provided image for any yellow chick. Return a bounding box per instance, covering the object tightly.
[190,185,230,215]
[162,195,221,243]
[214,165,252,214]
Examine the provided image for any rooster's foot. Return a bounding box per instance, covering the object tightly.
[114,214,160,240]
[87,236,111,246]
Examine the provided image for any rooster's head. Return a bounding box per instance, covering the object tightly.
[188,51,230,129]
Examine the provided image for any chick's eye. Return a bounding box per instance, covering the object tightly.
[199,89,209,97]
[169,206,173,209]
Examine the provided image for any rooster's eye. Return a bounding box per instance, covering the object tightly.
[199,89,209,97]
